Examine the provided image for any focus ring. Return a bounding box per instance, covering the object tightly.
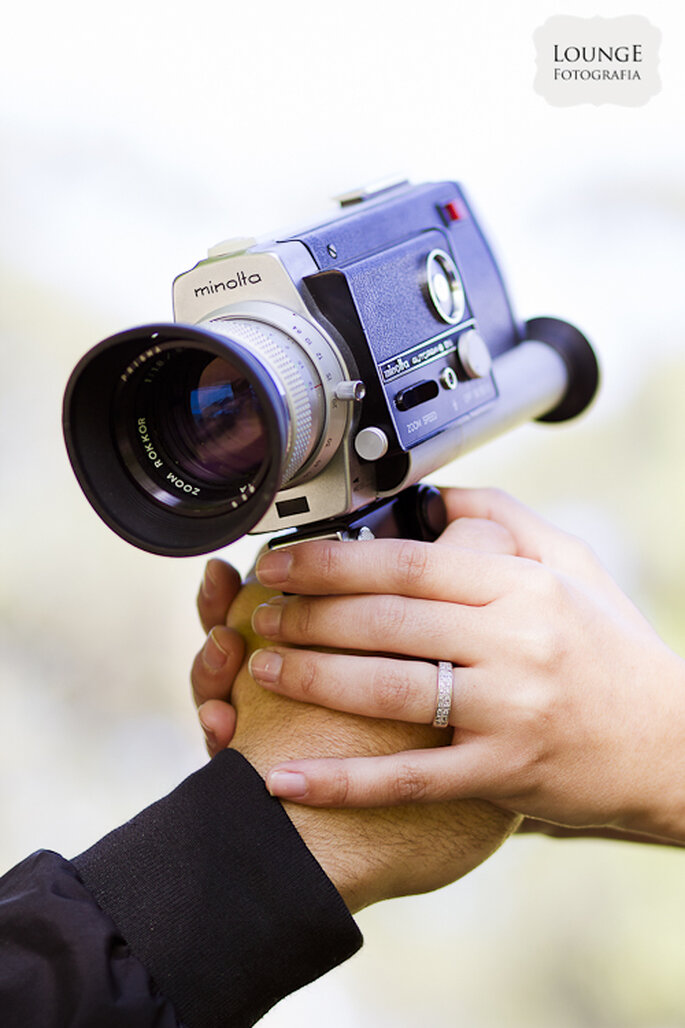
[209,317,324,484]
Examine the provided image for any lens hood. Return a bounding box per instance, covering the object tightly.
[63,323,289,556]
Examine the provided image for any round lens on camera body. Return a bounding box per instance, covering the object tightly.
[117,345,271,515]
[187,356,267,481]
[63,323,290,556]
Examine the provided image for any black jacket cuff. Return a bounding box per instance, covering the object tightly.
[73,749,362,1027]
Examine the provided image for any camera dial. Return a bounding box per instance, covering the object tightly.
[425,249,466,324]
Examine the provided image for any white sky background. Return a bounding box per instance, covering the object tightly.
[3,0,684,353]
[2,2,685,1026]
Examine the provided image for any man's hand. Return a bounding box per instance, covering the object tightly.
[192,559,245,749]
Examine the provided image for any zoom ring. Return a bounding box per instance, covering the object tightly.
[210,317,324,484]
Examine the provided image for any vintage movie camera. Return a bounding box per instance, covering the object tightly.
[63,179,598,554]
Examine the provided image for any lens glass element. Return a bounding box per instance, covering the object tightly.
[116,344,271,515]
[170,355,267,483]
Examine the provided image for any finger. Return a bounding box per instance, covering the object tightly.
[264,743,498,808]
[251,593,485,664]
[198,700,237,757]
[440,488,558,558]
[197,559,242,634]
[249,647,487,727]
[442,487,614,591]
[441,486,591,566]
[255,536,516,605]
[437,516,517,555]
[191,625,245,708]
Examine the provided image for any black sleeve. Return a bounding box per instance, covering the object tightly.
[0,750,362,1027]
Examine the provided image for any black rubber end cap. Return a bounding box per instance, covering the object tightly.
[526,316,600,423]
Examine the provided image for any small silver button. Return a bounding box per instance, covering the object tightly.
[439,367,458,390]
[354,427,389,461]
[457,330,492,379]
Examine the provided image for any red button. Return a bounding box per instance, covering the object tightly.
[444,200,461,222]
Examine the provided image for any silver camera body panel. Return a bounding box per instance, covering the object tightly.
[172,245,379,532]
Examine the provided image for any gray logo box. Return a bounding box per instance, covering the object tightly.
[534,15,661,107]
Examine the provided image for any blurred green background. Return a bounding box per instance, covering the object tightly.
[2,1,685,1024]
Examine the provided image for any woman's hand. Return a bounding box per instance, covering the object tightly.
[246,489,685,844]
[189,516,514,754]
[192,558,244,754]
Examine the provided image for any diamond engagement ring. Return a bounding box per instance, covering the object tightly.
[432,661,453,727]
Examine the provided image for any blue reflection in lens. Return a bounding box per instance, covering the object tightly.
[191,382,236,419]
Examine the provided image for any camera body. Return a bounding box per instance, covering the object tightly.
[63,180,598,556]
[172,180,543,533]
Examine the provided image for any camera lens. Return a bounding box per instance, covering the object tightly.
[115,346,271,515]
[182,357,266,482]
[63,320,322,556]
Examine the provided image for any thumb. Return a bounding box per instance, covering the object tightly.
[437,515,517,555]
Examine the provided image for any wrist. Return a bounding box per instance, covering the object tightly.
[280,793,519,914]
[281,803,378,914]
[616,651,685,843]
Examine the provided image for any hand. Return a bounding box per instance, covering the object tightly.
[191,554,519,913]
[246,488,685,845]
[192,559,244,752]
[190,517,514,753]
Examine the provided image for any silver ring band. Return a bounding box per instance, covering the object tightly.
[433,661,453,727]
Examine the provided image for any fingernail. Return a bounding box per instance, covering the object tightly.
[256,548,293,587]
[248,648,283,685]
[267,769,308,799]
[202,560,219,599]
[198,708,217,749]
[251,597,286,638]
[201,628,229,671]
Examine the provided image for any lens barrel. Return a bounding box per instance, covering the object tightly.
[63,322,294,556]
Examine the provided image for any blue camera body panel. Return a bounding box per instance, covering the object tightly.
[286,181,516,451]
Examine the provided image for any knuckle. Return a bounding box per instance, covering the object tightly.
[519,622,564,671]
[370,664,413,716]
[480,487,511,518]
[288,598,315,639]
[524,562,565,611]
[394,540,429,588]
[289,651,320,700]
[392,761,429,803]
[328,764,352,806]
[317,540,345,579]
[566,533,598,569]
[372,595,409,638]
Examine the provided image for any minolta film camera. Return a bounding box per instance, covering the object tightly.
[63,180,598,556]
